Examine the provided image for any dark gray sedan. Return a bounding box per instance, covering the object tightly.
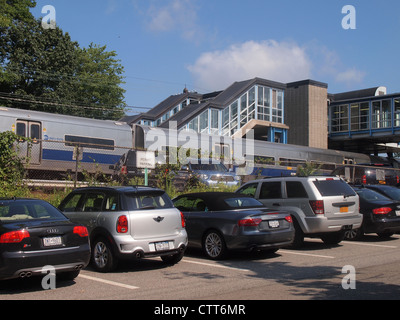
[173,192,294,259]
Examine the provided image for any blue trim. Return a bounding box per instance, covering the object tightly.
[42,149,121,164]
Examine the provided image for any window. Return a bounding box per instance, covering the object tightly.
[286,181,308,198]
[394,98,400,127]
[224,197,263,208]
[65,135,114,150]
[237,183,258,197]
[125,192,173,210]
[82,193,105,212]
[260,182,282,199]
[312,179,356,197]
[173,196,196,211]
[59,193,83,212]
[372,100,392,129]
[331,105,348,132]
[104,194,119,211]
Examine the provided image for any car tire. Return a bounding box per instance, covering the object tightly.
[290,219,305,248]
[92,237,118,272]
[202,230,227,260]
[321,231,345,245]
[161,251,184,265]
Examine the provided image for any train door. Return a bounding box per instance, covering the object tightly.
[15,120,42,165]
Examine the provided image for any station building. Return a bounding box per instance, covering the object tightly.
[122,77,400,155]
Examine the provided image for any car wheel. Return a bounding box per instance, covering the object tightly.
[290,219,305,248]
[321,231,345,245]
[202,230,227,260]
[344,227,363,241]
[92,237,118,272]
[377,232,394,239]
[161,251,184,265]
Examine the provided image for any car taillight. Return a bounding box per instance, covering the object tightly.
[73,226,89,237]
[238,218,262,227]
[362,175,367,185]
[0,230,30,243]
[117,215,128,233]
[310,200,324,215]
[397,176,399,184]
[285,215,293,223]
[121,166,128,174]
[180,211,186,228]
[373,207,392,215]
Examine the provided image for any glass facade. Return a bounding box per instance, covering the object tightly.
[181,85,285,138]
[330,97,400,133]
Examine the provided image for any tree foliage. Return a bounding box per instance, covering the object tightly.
[0,131,30,197]
[0,1,126,120]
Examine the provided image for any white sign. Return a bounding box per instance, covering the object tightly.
[137,151,156,169]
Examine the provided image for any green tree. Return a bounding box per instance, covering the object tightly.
[0,131,30,197]
[0,0,36,28]
[1,20,126,119]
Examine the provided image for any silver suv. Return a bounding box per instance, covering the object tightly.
[236,176,362,247]
[59,186,188,272]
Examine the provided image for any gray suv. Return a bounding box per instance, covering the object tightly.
[236,176,362,247]
[59,186,188,272]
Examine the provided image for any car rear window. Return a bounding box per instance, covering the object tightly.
[224,197,265,208]
[125,192,174,210]
[0,200,66,222]
[312,179,356,197]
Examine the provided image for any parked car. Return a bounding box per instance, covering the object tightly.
[58,186,187,272]
[345,186,400,240]
[364,184,400,201]
[173,159,241,190]
[172,192,294,259]
[0,198,90,281]
[332,164,400,186]
[236,176,363,247]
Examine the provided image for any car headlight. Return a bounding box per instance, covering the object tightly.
[201,174,209,179]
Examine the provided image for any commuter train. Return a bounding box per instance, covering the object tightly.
[0,106,382,180]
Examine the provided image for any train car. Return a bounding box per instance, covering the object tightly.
[0,107,133,178]
[130,124,371,178]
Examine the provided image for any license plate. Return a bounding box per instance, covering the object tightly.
[155,241,169,251]
[43,236,62,247]
[268,220,280,228]
[340,206,349,213]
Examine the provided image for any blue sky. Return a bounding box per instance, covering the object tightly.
[31,0,400,115]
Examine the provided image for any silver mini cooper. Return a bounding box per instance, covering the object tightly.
[59,186,188,272]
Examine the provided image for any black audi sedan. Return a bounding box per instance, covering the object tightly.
[0,198,90,281]
[345,187,400,240]
[173,192,294,259]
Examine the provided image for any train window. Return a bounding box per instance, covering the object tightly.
[30,123,41,144]
[16,122,26,137]
[279,158,306,167]
[65,135,114,150]
[254,156,275,165]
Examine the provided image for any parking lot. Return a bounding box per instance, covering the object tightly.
[1,234,400,301]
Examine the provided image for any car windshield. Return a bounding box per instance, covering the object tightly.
[224,197,264,208]
[125,192,174,210]
[313,179,356,197]
[356,189,391,201]
[0,200,66,222]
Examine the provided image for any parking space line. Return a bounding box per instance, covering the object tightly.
[79,274,139,290]
[342,241,397,249]
[280,249,335,259]
[183,259,250,272]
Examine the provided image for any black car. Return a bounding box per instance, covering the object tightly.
[345,187,400,240]
[364,184,400,201]
[173,192,294,259]
[0,198,90,281]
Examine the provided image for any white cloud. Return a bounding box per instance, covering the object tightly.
[188,40,312,91]
[188,40,367,91]
[145,0,201,41]
[335,68,366,85]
